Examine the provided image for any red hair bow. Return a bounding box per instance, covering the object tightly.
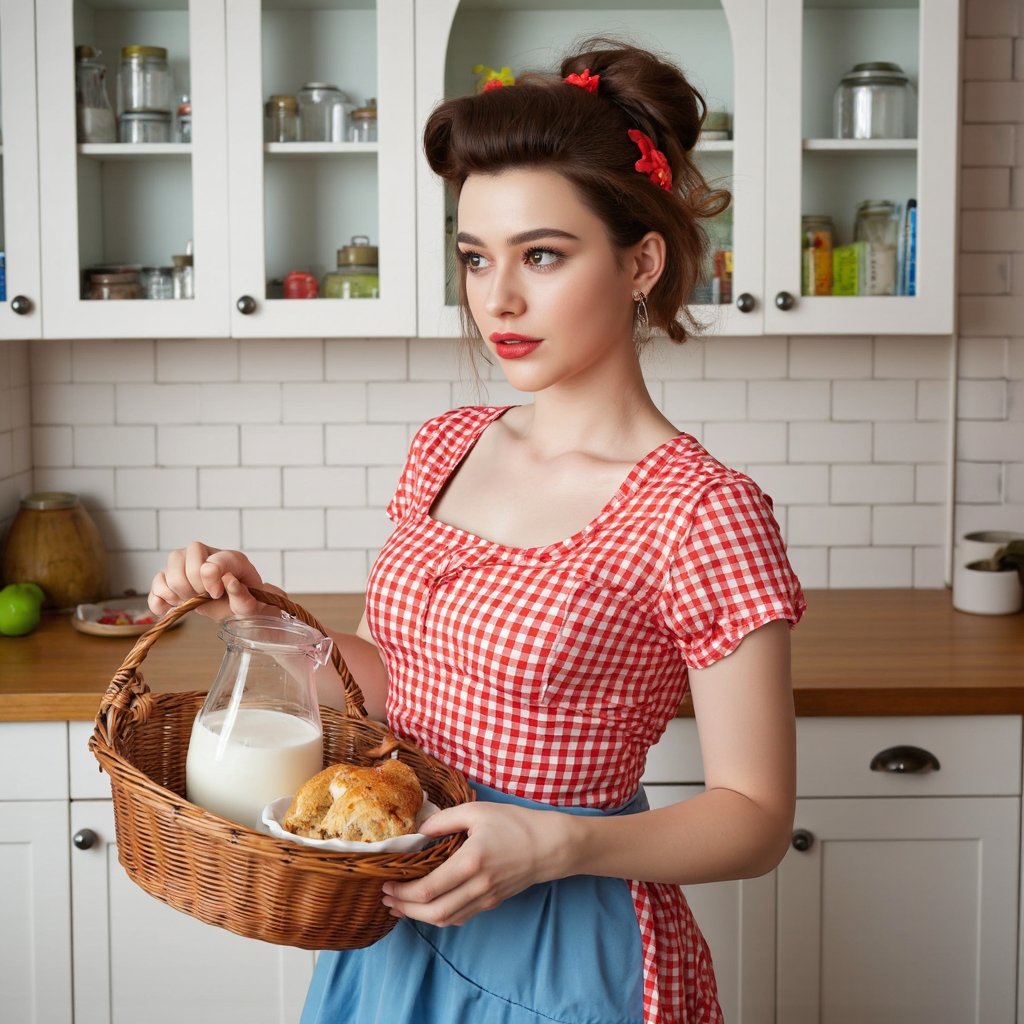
[564,68,600,93]
[627,129,673,191]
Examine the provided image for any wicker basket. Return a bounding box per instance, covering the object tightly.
[89,589,472,950]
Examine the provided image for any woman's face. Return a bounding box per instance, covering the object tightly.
[456,168,648,394]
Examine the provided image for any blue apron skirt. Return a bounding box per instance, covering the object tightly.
[300,783,647,1024]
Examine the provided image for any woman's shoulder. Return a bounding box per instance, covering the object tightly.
[656,431,765,507]
[406,405,516,470]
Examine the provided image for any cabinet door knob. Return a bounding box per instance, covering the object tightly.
[73,828,98,850]
[791,828,814,852]
[236,295,257,315]
[735,292,755,313]
[870,745,941,774]
[10,295,32,315]
[774,290,795,311]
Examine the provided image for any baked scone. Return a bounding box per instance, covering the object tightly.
[282,759,423,842]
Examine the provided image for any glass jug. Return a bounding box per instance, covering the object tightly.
[185,616,332,828]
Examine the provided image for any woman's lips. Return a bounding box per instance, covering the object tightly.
[490,333,543,359]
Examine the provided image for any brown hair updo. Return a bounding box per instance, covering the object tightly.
[423,38,731,345]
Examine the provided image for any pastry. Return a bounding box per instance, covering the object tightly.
[283,759,423,842]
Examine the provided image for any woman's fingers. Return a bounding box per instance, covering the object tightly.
[146,542,269,620]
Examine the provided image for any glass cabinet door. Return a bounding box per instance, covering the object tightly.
[764,0,959,335]
[0,0,42,339]
[226,0,416,338]
[415,0,764,339]
[36,0,231,338]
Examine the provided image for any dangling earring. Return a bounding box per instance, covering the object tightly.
[632,288,650,346]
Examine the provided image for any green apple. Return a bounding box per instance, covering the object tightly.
[0,582,45,637]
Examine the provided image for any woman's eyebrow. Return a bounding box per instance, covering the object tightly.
[456,228,581,246]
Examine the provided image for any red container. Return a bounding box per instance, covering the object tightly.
[283,270,318,298]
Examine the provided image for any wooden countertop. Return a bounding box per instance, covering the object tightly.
[1,590,1022,722]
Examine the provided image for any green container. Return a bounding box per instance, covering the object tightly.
[321,235,379,299]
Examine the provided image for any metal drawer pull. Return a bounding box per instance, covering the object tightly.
[869,745,940,774]
[73,828,98,850]
[791,829,814,852]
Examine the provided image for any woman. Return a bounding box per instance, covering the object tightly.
[149,40,804,1024]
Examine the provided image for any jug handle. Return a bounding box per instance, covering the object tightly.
[93,590,365,749]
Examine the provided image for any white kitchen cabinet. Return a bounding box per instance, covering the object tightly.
[779,716,1022,1024]
[36,0,232,338]
[0,0,43,338]
[0,722,72,1024]
[31,0,415,340]
[66,722,315,1024]
[414,0,959,339]
[225,0,416,338]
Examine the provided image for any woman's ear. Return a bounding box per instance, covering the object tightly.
[630,231,667,295]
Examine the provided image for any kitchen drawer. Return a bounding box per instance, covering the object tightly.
[796,716,1022,798]
[0,722,69,800]
[642,718,704,784]
[69,720,111,800]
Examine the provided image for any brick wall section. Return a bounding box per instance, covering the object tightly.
[5,4,1021,596]
[955,0,1024,544]
[0,340,31,542]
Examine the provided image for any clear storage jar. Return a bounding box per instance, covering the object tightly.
[118,45,172,114]
[350,99,377,143]
[853,200,899,295]
[139,266,174,299]
[119,111,172,143]
[75,45,116,143]
[297,83,350,142]
[266,95,299,142]
[833,62,914,140]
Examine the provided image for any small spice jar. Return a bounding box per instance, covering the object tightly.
[87,268,142,300]
[266,95,299,142]
[172,253,194,299]
[349,99,377,142]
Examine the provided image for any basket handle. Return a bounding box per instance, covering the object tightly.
[94,590,366,747]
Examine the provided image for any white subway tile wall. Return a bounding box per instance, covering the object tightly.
[0,4,1020,597]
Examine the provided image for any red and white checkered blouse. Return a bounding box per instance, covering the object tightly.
[365,405,805,1024]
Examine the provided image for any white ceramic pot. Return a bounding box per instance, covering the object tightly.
[952,560,1023,615]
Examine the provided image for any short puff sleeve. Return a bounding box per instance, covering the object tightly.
[661,475,805,670]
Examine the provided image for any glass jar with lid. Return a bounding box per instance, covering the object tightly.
[266,95,299,143]
[118,45,172,115]
[801,214,835,296]
[834,62,914,140]
[87,268,143,300]
[75,45,116,143]
[853,200,899,295]
[321,236,379,299]
[297,83,350,142]
[139,266,174,300]
[350,99,377,143]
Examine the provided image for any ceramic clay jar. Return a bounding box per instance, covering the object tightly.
[1,492,109,608]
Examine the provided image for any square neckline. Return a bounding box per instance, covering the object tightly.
[423,405,689,558]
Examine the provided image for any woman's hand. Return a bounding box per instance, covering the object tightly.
[380,802,573,927]
[148,541,284,621]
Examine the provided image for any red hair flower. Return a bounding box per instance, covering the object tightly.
[482,78,506,92]
[627,128,672,191]
[564,68,600,93]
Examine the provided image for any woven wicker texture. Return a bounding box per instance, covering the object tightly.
[89,589,472,950]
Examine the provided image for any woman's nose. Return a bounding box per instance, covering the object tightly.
[483,264,526,319]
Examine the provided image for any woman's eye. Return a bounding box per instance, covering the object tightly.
[525,248,563,268]
[459,250,489,272]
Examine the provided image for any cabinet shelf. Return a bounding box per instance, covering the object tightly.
[77,143,192,160]
[803,138,918,153]
[263,142,380,156]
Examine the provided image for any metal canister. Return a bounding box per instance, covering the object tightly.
[119,111,172,143]
[801,215,834,296]
[321,236,379,299]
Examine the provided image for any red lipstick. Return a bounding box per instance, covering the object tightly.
[489,332,543,359]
